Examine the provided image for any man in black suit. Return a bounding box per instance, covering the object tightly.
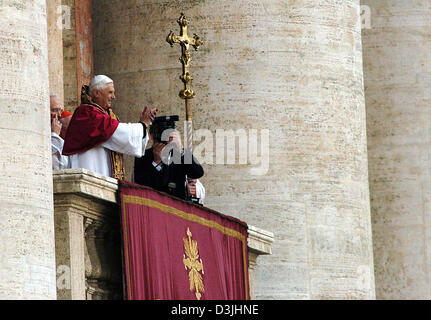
[134,116,204,203]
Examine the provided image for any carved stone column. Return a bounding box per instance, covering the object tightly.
[54,199,86,300]
[0,0,56,299]
[362,0,431,299]
[84,218,122,300]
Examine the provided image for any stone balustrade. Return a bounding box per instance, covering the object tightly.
[53,169,274,300]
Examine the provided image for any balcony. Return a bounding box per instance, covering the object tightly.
[53,169,274,300]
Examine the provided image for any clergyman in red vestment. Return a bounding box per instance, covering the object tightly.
[63,75,158,179]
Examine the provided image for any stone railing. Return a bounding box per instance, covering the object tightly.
[53,169,274,300]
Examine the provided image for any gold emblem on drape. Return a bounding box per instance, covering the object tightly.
[183,228,205,300]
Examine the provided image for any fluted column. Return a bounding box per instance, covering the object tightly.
[0,0,56,299]
[93,0,375,299]
[362,0,431,299]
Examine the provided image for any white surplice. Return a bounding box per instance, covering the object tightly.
[69,122,149,178]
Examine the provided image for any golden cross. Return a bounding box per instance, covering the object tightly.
[183,228,205,300]
[166,13,203,122]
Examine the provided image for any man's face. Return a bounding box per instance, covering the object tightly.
[92,82,116,109]
[50,96,63,120]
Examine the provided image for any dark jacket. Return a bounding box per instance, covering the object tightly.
[134,147,204,200]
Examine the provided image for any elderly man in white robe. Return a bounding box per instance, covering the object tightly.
[62,75,157,179]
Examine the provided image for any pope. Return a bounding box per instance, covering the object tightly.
[63,75,157,179]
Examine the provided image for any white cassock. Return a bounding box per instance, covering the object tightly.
[51,132,70,170]
[69,123,149,177]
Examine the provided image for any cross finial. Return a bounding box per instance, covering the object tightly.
[166,13,203,100]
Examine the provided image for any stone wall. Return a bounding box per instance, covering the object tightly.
[62,0,93,112]
[62,0,78,110]
[47,0,65,104]
[0,0,56,299]
[362,0,431,299]
[93,0,375,299]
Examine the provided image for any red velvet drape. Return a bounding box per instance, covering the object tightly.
[119,181,249,300]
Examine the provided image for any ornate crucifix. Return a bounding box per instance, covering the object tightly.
[167,13,203,150]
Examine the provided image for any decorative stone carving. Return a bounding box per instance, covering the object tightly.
[53,169,122,300]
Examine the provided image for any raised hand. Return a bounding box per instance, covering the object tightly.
[168,131,183,150]
[51,114,62,135]
[187,178,197,196]
[152,141,165,164]
[140,106,158,126]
